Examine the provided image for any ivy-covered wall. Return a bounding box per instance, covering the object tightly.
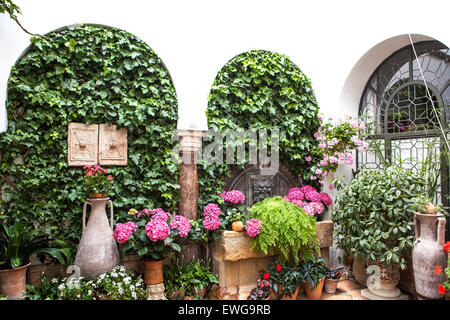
[199,50,320,211]
[0,24,179,243]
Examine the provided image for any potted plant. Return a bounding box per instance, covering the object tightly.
[333,166,426,299]
[324,264,341,293]
[83,165,113,198]
[300,256,327,300]
[247,278,271,300]
[93,265,146,300]
[263,261,303,300]
[247,196,320,263]
[113,208,191,287]
[412,195,446,215]
[227,209,245,232]
[0,221,69,298]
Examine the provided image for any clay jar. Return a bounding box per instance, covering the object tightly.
[413,212,447,299]
[143,258,165,285]
[0,263,31,299]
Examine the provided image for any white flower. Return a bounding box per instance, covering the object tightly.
[51,278,59,284]
[131,292,137,299]
[58,284,66,291]
[130,285,135,292]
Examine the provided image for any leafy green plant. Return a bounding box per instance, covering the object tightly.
[25,273,62,300]
[82,165,114,196]
[0,221,70,269]
[300,256,327,290]
[325,264,341,280]
[247,196,319,263]
[333,166,426,270]
[200,50,321,215]
[163,258,218,299]
[262,261,303,298]
[1,24,179,245]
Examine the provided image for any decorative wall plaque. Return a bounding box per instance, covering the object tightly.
[67,123,98,166]
[98,124,127,166]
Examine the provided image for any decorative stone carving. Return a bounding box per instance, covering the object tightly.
[225,164,299,208]
[67,123,98,166]
[98,124,127,166]
[147,283,168,300]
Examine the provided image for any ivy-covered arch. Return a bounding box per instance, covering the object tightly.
[0,24,179,244]
[198,50,320,211]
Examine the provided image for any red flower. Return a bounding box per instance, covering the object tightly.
[444,241,450,253]
[276,264,282,272]
[263,272,270,280]
[434,266,443,275]
[438,284,446,295]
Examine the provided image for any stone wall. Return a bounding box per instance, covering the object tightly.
[212,221,334,300]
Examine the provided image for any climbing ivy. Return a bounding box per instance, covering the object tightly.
[0,24,179,244]
[199,50,320,210]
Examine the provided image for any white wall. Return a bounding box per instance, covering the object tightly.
[0,0,449,132]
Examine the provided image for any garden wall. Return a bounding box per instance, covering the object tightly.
[212,221,333,300]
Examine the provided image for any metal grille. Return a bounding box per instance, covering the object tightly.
[358,40,450,240]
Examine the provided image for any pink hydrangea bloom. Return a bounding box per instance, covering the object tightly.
[300,185,316,194]
[203,215,221,231]
[204,203,221,218]
[170,215,191,237]
[291,199,306,207]
[145,219,170,242]
[309,202,325,214]
[303,204,315,216]
[113,222,138,244]
[222,190,246,204]
[245,219,261,237]
[151,208,170,221]
[305,190,321,202]
[287,189,304,201]
[319,192,332,206]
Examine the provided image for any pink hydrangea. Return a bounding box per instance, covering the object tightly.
[113,221,138,244]
[319,192,332,206]
[222,190,246,204]
[309,202,325,214]
[287,190,304,201]
[303,204,315,216]
[151,208,170,221]
[204,203,221,218]
[145,219,171,242]
[245,219,261,237]
[291,199,306,207]
[170,215,191,237]
[305,190,321,202]
[300,185,316,194]
[203,215,221,231]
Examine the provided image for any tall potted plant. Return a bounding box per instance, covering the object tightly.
[0,222,69,298]
[300,257,327,300]
[333,166,425,300]
[113,207,191,295]
[262,261,303,300]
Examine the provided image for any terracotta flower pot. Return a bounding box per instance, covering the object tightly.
[144,259,165,285]
[324,278,339,294]
[90,193,107,198]
[0,263,31,299]
[231,221,244,232]
[277,285,299,300]
[304,277,325,300]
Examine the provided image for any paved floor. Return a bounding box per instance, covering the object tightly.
[297,279,367,300]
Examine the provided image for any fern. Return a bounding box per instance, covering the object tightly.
[247,196,320,263]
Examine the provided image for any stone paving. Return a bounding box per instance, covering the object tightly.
[297,279,367,300]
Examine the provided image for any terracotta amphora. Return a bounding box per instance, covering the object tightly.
[74,197,120,280]
[412,213,447,299]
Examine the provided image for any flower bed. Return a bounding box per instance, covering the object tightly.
[212,221,333,300]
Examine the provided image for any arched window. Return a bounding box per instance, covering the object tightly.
[358,40,449,238]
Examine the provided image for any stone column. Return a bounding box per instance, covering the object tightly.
[178,130,204,263]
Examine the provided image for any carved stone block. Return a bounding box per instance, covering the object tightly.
[98,124,127,166]
[67,123,98,166]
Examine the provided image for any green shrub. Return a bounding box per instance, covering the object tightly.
[200,50,320,213]
[247,196,319,263]
[0,24,178,244]
[333,166,426,270]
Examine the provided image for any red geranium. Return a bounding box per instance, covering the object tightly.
[434,266,443,275]
[438,284,446,295]
[444,241,450,253]
[263,272,270,280]
[276,264,282,272]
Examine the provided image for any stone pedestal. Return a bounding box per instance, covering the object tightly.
[146,283,167,300]
[212,221,334,300]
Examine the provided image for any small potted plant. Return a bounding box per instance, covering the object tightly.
[412,195,446,215]
[262,261,303,300]
[300,256,327,300]
[112,208,191,288]
[247,278,271,300]
[181,259,219,300]
[226,209,245,232]
[83,165,114,198]
[0,221,69,299]
[324,264,341,294]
